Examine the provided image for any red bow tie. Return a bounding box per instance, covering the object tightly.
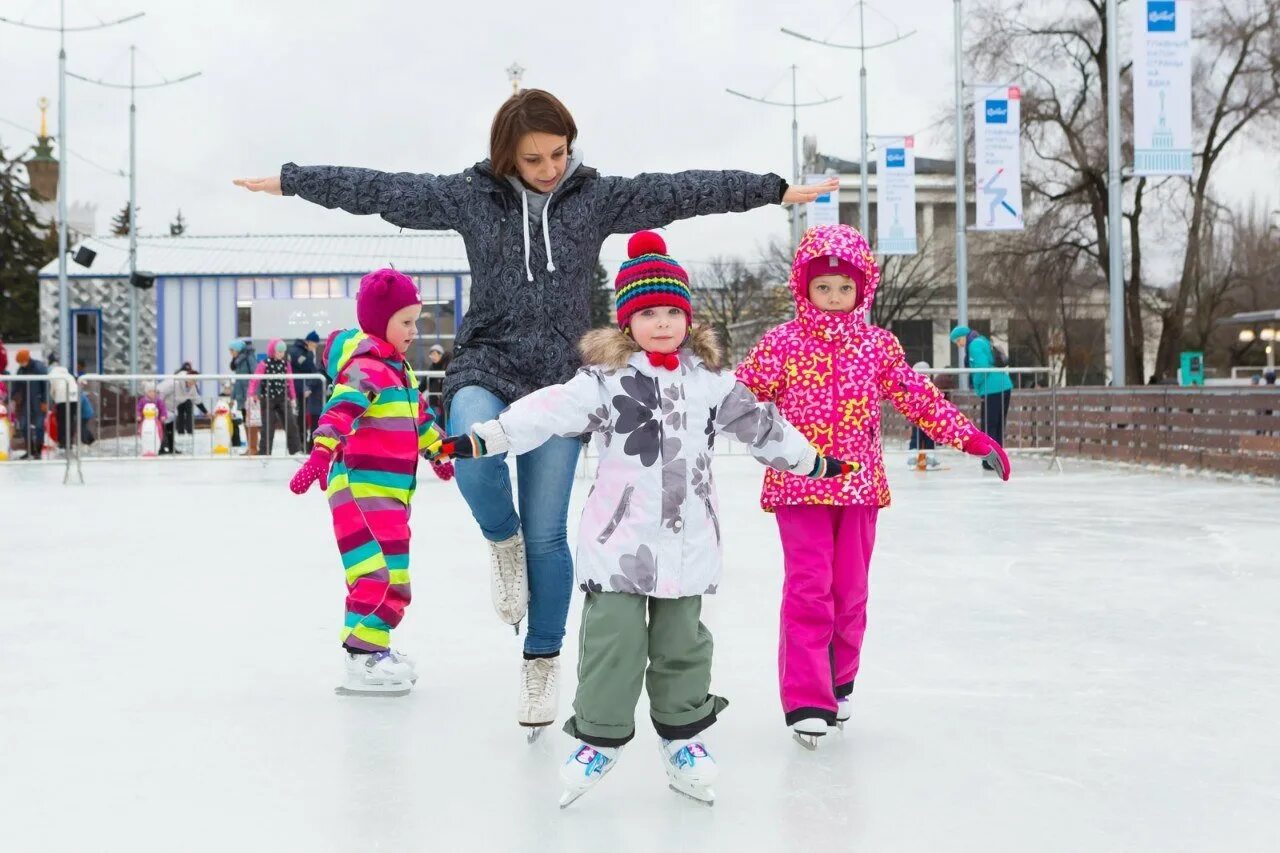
[646,350,680,371]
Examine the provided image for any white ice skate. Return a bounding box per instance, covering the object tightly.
[791,717,830,751]
[519,657,560,744]
[489,532,529,632]
[335,649,417,697]
[659,738,718,806]
[558,742,620,809]
[835,697,852,730]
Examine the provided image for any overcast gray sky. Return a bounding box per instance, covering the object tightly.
[2,0,1274,281]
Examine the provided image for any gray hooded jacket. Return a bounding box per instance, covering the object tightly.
[280,158,786,410]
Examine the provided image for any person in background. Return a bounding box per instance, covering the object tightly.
[47,359,80,452]
[78,376,96,445]
[12,349,49,460]
[171,362,208,452]
[421,343,451,423]
[950,326,1014,472]
[229,340,255,448]
[906,361,942,470]
[248,339,300,455]
[289,331,324,450]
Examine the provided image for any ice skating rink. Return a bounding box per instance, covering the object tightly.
[1,454,1275,852]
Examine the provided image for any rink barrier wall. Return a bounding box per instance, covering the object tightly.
[45,372,445,480]
[1033,386,1280,477]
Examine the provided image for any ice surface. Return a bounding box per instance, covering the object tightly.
[1,453,1276,852]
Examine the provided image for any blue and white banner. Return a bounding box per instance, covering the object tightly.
[874,136,917,254]
[973,83,1024,231]
[1133,0,1193,175]
[805,173,841,228]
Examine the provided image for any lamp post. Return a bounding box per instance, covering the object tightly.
[726,66,841,249]
[0,3,144,367]
[68,46,201,374]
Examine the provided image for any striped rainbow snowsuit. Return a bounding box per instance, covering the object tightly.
[314,329,444,652]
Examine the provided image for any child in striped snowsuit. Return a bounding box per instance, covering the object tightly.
[289,268,449,696]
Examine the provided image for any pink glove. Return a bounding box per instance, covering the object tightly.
[430,459,455,482]
[961,431,1011,481]
[290,447,333,494]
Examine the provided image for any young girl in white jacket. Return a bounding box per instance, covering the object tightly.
[442,232,853,808]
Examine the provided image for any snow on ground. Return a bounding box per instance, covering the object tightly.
[0,452,1275,852]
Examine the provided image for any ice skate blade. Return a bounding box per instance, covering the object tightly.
[559,788,586,809]
[793,732,822,751]
[668,783,715,806]
[522,725,551,744]
[334,685,413,698]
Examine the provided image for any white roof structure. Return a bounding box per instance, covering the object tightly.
[38,233,470,279]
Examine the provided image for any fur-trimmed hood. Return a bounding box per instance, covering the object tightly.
[578,325,724,371]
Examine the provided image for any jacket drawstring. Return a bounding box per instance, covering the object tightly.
[541,195,556,273]
[520,189,558,282]
[521,191,534,282]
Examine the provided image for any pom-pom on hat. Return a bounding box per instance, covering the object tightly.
[356,268,421,340]
[614,231,692,330]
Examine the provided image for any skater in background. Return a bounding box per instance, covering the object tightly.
[288,269,449,696]
[441,233,855,807]
[420,343,451,424]
[12,349,49,460]
[247,340,300,456]
[288,331,323,450]
[172,363,208,452]
[135,382,170,427]
[47,360,79,452]
[736,224,1012,748]
[950,325,1014,471]
[228,340,255,449]
[235,88,837,721]
[906,361,941,470]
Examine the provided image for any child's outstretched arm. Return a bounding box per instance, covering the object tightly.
[233,165,470,233]
[289,369,373,494]
[592,172,838,236]
[440,370,607,460]
[877,334,1011,480]
[713,379,856,479]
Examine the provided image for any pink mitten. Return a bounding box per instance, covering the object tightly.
[290,447,333,494]
[430,460,455,482]
[960,431,1011,481]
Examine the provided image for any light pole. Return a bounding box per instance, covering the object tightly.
[68,46,201,375]
[1105,0,1126,385]
[783,3,914,237]
[726,66,841,248]
[0,3,144,367]
[953,0,969,327]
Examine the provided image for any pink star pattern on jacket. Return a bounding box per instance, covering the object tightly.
[735,224,980,510]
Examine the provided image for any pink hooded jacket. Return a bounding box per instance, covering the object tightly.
[735,224,979,510]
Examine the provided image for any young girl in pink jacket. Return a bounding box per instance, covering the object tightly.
[735,223,1011,747]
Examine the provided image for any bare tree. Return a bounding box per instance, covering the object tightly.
[968,0,1280,383]
[693,255,791,361]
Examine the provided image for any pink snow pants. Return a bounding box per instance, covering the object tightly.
[775,505,878,726]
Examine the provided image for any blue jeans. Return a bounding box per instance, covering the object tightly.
[449,385,580,655]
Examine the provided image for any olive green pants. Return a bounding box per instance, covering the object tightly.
[563,591,728,748]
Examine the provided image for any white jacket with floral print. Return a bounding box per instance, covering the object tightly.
[470,327,818,599]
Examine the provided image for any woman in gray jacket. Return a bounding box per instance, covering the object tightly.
[234,88,834,727]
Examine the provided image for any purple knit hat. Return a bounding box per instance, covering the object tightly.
[356,269,421,339]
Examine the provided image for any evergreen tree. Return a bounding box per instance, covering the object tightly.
[110,202,139,237]
[589,261,614,328]
[169,209,187,236]
[0,142,57,341]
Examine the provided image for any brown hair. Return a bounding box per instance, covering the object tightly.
[489,89,578,178]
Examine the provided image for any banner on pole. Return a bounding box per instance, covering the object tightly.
[973,84,1024,231]
[1132,0,1193,175]
[874,136,917,254]
[805,173,840,229]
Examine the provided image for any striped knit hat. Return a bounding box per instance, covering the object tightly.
[614,231,692,329]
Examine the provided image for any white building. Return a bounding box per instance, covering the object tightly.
[37,233,470,374]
